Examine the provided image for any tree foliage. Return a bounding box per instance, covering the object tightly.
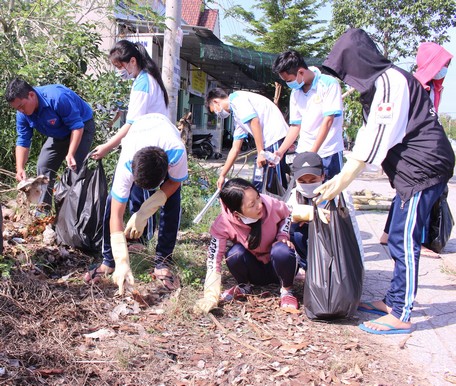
[331,0,456,61]
[330,0,456,143]
[0,0,132,177]
[224,0,327,57]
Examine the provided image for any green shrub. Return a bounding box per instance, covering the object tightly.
[180,156,220,230]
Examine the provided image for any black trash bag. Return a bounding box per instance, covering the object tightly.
[262,166,294,202]
[55,156,108,252]
[303,194,364,320]
[424,186,454,253]
[54,167,75,215]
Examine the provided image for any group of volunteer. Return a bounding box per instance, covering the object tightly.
[5,28,454,335]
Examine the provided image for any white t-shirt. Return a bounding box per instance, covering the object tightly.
[289,67,344,158]
[230,91,289,148]
[111,113,188,203]
[125,70,168,124]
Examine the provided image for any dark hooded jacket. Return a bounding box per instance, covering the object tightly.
[323,28,454,202]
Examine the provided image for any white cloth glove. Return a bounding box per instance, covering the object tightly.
[124,190,167,239]
[194,270,222,314]
[111,232,135,295]
[292,205,329,224]
[314,158,365,204]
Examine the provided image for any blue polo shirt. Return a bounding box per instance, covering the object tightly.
[16,84,93,148]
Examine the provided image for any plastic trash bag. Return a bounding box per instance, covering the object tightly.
[54,168,75,215]
[55,156,108,252]
[262,166,294,203]
[303,194,364,320]
[425,186,454,253]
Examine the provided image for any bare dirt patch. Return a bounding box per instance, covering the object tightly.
[0,235,430,386]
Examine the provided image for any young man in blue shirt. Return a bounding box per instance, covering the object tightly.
[5,78,95,214]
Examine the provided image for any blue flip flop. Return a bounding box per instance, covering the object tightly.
[359,320,412,335]
[357,302,388,316]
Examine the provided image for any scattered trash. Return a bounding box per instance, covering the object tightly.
[42,224,56,245]
[17,175,49,204]
[83,328,116,340]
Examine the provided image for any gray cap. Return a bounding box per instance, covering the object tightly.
[292,152,323,179]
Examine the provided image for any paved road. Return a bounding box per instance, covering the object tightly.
[206,154,456,384]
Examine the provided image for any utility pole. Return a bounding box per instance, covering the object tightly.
[162,0,182,124]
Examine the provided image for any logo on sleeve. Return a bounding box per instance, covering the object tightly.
[47,119,57,125]
[376,103,393,125]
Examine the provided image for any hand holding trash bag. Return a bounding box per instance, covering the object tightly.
[314,158,365,204]
[111,232,135,295]
[124,190,167,239]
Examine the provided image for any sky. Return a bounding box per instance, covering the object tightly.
[214,1,456,117]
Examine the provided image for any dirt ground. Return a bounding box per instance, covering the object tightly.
[0,226,432,386]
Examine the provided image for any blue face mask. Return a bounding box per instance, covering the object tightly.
[286,73,305,90]
[433,67,448,80]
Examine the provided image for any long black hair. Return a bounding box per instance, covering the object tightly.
[220,178,262,250]
[109,40,169,107]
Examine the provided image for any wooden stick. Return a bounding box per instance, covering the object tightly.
[352,195,393,201]
[354,204,391,211]
[273,82,282,106]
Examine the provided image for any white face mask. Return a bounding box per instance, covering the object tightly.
[214,105,231,119]
[236,212,259,224]
[116,67,134,80]
[433,67,448,80]
[296,181,322,198]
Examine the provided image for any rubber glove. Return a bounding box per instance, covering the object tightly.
[314,158,365,204]
[194,270,221,314]
[111,232,135,295]
[292,205,329,224]
[124,190,167,239]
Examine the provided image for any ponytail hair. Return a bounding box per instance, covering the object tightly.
[109,40,169,107]
[220,178,262,250]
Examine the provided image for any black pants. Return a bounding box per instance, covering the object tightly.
[36,119,96,210]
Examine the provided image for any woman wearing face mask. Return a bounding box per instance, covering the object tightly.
[288,152,363,273]
[414,42,453,112]
[194,178,299,314]
[92,40,169,160]
[85,40,180,289]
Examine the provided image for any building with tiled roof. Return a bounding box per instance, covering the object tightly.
[181,0,220,37]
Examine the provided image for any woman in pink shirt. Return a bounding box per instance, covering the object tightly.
[194,178,299,314]
[414,42,453,112]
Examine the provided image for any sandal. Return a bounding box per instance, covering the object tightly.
[280,289,299,311]
[83,263,113,284]
[152,267,181,290]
